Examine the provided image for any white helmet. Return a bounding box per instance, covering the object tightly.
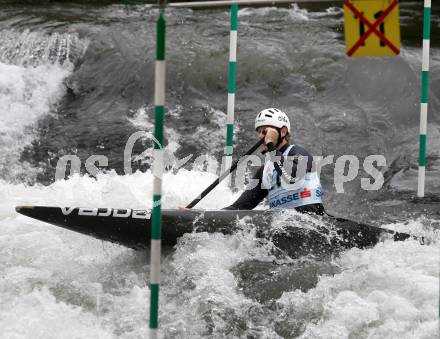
[255,108,291,133]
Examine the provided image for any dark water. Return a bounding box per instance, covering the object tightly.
[0,2,439,338]
[2,1,439,221]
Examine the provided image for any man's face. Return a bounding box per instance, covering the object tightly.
[257,126,268,140]
[257,126,287,139]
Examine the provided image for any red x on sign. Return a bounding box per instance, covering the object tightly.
[344,0,400,57]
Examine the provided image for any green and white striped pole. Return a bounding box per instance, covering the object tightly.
[149,3,166,338]
[224,3,238,177]
[418,0,431,197]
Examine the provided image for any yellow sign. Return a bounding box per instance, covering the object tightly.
[344,0,400,57]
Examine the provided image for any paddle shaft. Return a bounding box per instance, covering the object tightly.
[186,139,264,208]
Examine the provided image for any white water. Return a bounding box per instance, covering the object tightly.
[0,30,87,182]
[0,172,438,338]
[0,62,70,180]
[0,7,438,339]
[129,103,236,156]
[282,241,438,339]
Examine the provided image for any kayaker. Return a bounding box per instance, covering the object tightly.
[223,108,325,215]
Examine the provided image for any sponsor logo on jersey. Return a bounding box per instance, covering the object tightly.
[316,189,322,198]
[300,188,311,198]
[269,188,321,208]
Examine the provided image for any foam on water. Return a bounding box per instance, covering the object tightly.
[0,171,261,338]
[0,30,86,68]
[1,287,112,338]
[277,239,438,339]
[0,171,438,338]
[0,4,438,338]
[0,169,241,216]
[160,230,279,337]
[0,62,70,180]
[0,30,88,182]
[129,103,236,156]
[238,4,309,21]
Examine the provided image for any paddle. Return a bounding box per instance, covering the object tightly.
[186,139,264,208]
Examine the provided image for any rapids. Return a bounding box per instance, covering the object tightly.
[0,2,438,338]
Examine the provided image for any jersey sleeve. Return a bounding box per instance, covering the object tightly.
[222,166,268,210]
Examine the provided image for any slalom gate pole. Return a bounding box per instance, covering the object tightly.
[418,0,431,197]
[149,1,166,338]
[223,3,238,182]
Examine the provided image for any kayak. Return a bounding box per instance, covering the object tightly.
[15,206,412,257]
